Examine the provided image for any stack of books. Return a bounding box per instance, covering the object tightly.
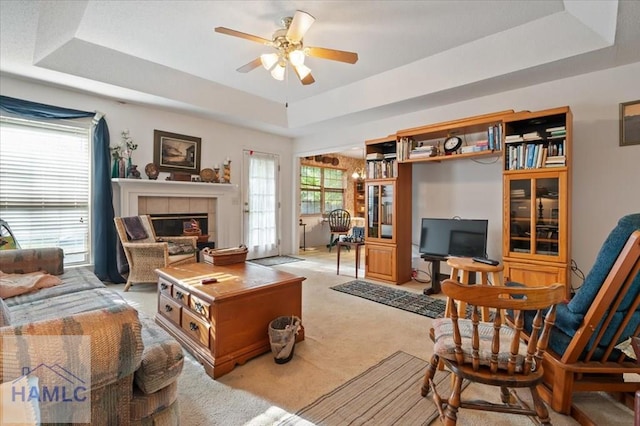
[409,145,437,159]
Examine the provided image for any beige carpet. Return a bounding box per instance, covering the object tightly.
[116,247,635,425]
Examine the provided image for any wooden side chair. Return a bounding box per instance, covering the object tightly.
[421,280,565,425]
[327,209,351,252]
[520,214,640,417]
[114,215,198,291]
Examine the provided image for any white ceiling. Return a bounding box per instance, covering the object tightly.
[1,1,639,144]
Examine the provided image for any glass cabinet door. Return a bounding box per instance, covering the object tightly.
[507,175,560,258]
[366,182,395,241]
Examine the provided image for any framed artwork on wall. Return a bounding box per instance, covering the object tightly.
[619,100,640,147]
[153,130,202,173]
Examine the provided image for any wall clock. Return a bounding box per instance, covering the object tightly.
[443,136,462,154]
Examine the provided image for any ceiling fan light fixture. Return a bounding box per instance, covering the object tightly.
[289,49,305,66]
[260,53,279,70]
[294,63,311,79]
[271,63,286,80]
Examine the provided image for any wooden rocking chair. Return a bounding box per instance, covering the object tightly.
[528,214,640,420]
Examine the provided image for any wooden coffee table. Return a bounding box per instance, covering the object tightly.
[155,262,305,379]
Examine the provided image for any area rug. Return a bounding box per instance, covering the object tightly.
[249,255,304,267]
[331,280,447,319]
[277,351,462,426]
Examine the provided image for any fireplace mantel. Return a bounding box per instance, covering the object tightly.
[111,178,240,248]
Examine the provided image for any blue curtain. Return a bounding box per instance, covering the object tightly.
[0,95,124,283]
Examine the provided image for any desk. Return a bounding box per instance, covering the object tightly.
[446,257,503,321]
[336,241,365,279]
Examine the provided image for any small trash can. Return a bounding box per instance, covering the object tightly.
[268,316,301,364]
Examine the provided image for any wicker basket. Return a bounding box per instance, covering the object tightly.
[202,245,248,265]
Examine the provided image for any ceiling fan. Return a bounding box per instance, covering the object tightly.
[214,10,358,85]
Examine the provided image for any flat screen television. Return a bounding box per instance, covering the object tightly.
[419,218,488,259]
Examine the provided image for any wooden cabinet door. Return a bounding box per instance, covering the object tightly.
[365,243,397,282]
[504,261,568,297]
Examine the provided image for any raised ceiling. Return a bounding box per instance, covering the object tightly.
[1,1,639,139]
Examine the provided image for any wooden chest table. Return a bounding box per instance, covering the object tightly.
[155,262,305,379]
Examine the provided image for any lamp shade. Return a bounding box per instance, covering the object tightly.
[289,49,305,66]
[271,63,286,80]
[260,53,278,70]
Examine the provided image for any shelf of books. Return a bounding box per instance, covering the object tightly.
[395,110,513,163]
[503,108,570,172]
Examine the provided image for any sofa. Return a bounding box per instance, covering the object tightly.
[0,247,184,425]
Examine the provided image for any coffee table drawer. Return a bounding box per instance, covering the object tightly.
[172,286,190,306]
[182,309,210,348]
[190,295,210,319]
[158,278,173,296]
[159,294,181,325]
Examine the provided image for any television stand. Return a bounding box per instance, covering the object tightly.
[420,254,476,295]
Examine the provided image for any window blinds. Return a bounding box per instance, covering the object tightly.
[0,117,91,265]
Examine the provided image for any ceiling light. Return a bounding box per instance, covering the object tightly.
[294,64,311,79]
[260,53,278,70]
[271,63,286,80]
[289,49,305,66]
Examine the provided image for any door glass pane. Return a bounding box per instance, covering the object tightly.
[509,179,531,254]
[381,184,393,239]
[535,177,560,256]
[367,185,379,238]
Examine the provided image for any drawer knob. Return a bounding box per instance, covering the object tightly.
[189,322,199,331]
[161,283,168,290]
[176,291,184,299]
[195,302,205,314]
[164,305,173,312]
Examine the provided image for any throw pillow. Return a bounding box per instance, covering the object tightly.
[0,271,63,299]
[122,216,149,241]
[165,241,197,256]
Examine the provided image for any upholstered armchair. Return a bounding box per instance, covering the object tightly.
[114,215,198,291]
[516,213,640,414]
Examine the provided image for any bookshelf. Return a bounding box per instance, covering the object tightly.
[502,106,572,297]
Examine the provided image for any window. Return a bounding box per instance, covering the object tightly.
[0,116,91,265]
[300,165,344,215]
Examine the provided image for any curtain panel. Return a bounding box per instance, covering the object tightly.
[0,95,124,283]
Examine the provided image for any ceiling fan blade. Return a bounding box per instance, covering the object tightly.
[236,58,262,73]
[214,27,271,45]
[305,46,358,64]
[286,10,315,42]
[293,65,315,85]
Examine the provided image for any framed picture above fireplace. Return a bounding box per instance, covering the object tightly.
[153,130,202,173]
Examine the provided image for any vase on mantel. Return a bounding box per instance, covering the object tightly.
[111,159,119,178]
[118,158,126,178]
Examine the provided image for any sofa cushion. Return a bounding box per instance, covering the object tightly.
[3,267,105,307]
[135,315,184,394]
[0,247,64,275]
[130,380,178,421]
[7,288,130,325]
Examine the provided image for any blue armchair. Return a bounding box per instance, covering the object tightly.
[521,213,640,414]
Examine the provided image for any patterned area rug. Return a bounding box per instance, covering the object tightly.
[331,280,446,319]
[249,255,304,267]
[277,351,465,426]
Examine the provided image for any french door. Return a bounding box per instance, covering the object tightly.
[242,150,279,259]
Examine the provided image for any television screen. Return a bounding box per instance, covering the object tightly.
[419,218,488,258]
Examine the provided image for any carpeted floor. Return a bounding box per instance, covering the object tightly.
[331,280,447,319]
[249,255,304,266]
[277,351,464,426]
